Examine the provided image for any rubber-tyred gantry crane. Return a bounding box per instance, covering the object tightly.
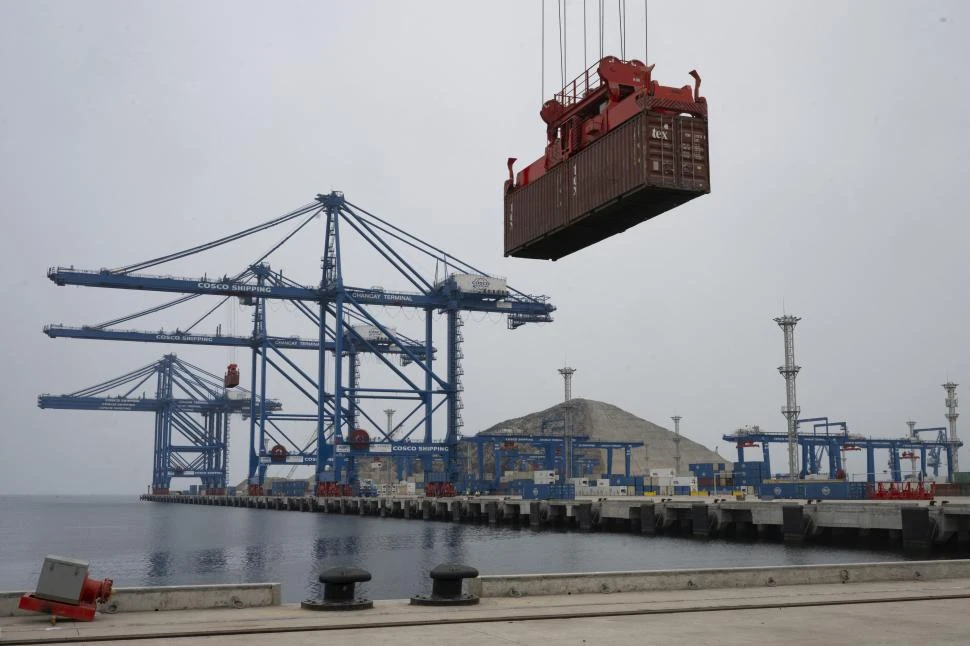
[46,192,554,493]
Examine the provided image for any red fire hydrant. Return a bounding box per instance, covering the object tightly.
[18,556,113,623]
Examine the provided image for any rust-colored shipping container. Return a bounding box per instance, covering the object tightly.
[505,106,709,260]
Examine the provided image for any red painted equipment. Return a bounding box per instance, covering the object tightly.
[248,484,265,496]
[18,559,113,623]
[269,443,287,463]
[224,363,240,388]
[505,56,709,260]
[866,481,935,500]
[316,482,354,497]
[151,486,169,495]
[425,483,455,497]
[349,428,370,450]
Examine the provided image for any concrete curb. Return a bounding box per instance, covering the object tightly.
[467,559,970,597]
[0,583,281,617]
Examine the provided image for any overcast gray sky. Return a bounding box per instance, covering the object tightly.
[1,1,967,494]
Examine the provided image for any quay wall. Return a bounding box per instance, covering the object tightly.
[469,559,970,597]
[138,494,970,553]
[0,582,280,617]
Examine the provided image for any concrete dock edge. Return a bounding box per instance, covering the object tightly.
[0,582,281,617]
[466,559,970,597]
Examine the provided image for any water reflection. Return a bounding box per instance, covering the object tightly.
[193,548,227,574]
[146,551,171,579]
[244,544,266,573]
[0,497,918,604]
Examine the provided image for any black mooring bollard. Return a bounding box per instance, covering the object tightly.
[410,563,480,606]
[302,566,373,611]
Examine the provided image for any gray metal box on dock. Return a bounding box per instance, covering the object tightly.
[35,555,88,604]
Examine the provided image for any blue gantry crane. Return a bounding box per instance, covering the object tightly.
[910,426,949,477]
[461,434,643,492]
[726,423,960,483]
[38,354,280,494]
[46,192,554,493]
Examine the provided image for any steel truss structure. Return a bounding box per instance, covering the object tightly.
[46,192,554,492]
[38,354,279,493]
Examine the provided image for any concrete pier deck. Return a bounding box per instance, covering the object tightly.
[3,576,969,645]
[141,493,970,551]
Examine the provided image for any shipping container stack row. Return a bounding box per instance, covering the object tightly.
[268,480,308,497]
[572,476,646,497]
[759,480,869,501]
[522,484,577,500]
[689,462,729,492]
[733,461,766,487]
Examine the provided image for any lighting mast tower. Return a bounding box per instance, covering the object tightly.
[671,415,683,475]
[558,366,576,402]
[384,408,396,439]
[944,382,960,472]
[774,315,801,482]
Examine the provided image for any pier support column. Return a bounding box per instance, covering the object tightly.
[957,516,970,547]
[403,501,412,519]
[486,502,498,525]
[692,504,711,537]
[640,503,656,535]
[422,500,432,520]
[504,504,520,525]
[549,504,566,526]
[783,504,805,544]
[575,503,593,531]
[900,507,931,550]
[451,501,462,523]
[628,505,641,533]
[529,502,541,528]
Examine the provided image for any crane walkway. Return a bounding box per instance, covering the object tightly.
[3,577,970,645]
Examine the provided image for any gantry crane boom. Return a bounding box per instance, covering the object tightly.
[44,191,554,493]
[38,354,280,493]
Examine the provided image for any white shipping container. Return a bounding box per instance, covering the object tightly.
[671,477,697,488]
[350,325,395,343]
[650,468,675,478]
[448,273,509,295]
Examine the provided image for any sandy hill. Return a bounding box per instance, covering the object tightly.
[472,398,728,476]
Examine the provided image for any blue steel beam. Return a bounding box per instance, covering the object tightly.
[43,325,432,356]
[39,354,278,492]
[726,430,960,483]
[47,193,555,491]
[47,267,554,318]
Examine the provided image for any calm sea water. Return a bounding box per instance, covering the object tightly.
[0,495,911,602]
